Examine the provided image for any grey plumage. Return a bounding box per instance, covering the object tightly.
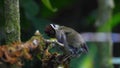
[58,26,88,55]
[46,24,88,57]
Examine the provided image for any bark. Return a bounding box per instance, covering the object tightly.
[4,0,21,44]
[3,0,21,68]
[95,0,114,68]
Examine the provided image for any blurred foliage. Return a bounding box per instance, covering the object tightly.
[41,0,57,12]
[21,0,39,17]
[41,0,74,18]
[0,0,4,27]
[1,0,120,68]
[113,0,120,13]
[99,13,120,32]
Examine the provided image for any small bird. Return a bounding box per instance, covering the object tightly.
[45,24,88,57]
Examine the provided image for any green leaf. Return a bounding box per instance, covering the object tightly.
[109,13,120,28]
[98,13,120,32]
[41,0,57,12]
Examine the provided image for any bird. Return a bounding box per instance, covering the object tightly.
[45,24,88,58]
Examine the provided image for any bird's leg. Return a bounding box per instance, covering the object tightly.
[60,55,72,63]
[55,41,64,47]
[44,39,64,47]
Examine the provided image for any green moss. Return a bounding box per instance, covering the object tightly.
[4,0,21,44]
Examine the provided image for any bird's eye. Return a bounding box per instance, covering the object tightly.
[49,29,56,37]
[50,29,55,35]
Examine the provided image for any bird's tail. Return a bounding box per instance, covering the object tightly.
[81,43,88,54]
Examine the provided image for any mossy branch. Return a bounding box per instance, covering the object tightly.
[0,30,70,68]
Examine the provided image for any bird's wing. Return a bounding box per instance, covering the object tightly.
[55,30,71,54]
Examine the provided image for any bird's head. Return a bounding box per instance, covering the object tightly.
[45,24,60,38]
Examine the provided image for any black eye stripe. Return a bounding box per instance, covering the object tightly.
[50,24,57,29]
[52,24,55,27]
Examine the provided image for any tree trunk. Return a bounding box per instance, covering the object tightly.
[95,0,114,68]
[3,0,21,68]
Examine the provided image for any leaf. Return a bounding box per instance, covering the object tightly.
[98,13,120,32]
[41,0,57,12]
[109,12,120,28]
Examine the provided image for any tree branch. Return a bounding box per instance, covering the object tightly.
[0,30,70,68]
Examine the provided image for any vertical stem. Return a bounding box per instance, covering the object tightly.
[95,0,114,68]
[4,0,21,68]
[4,0,21,44]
